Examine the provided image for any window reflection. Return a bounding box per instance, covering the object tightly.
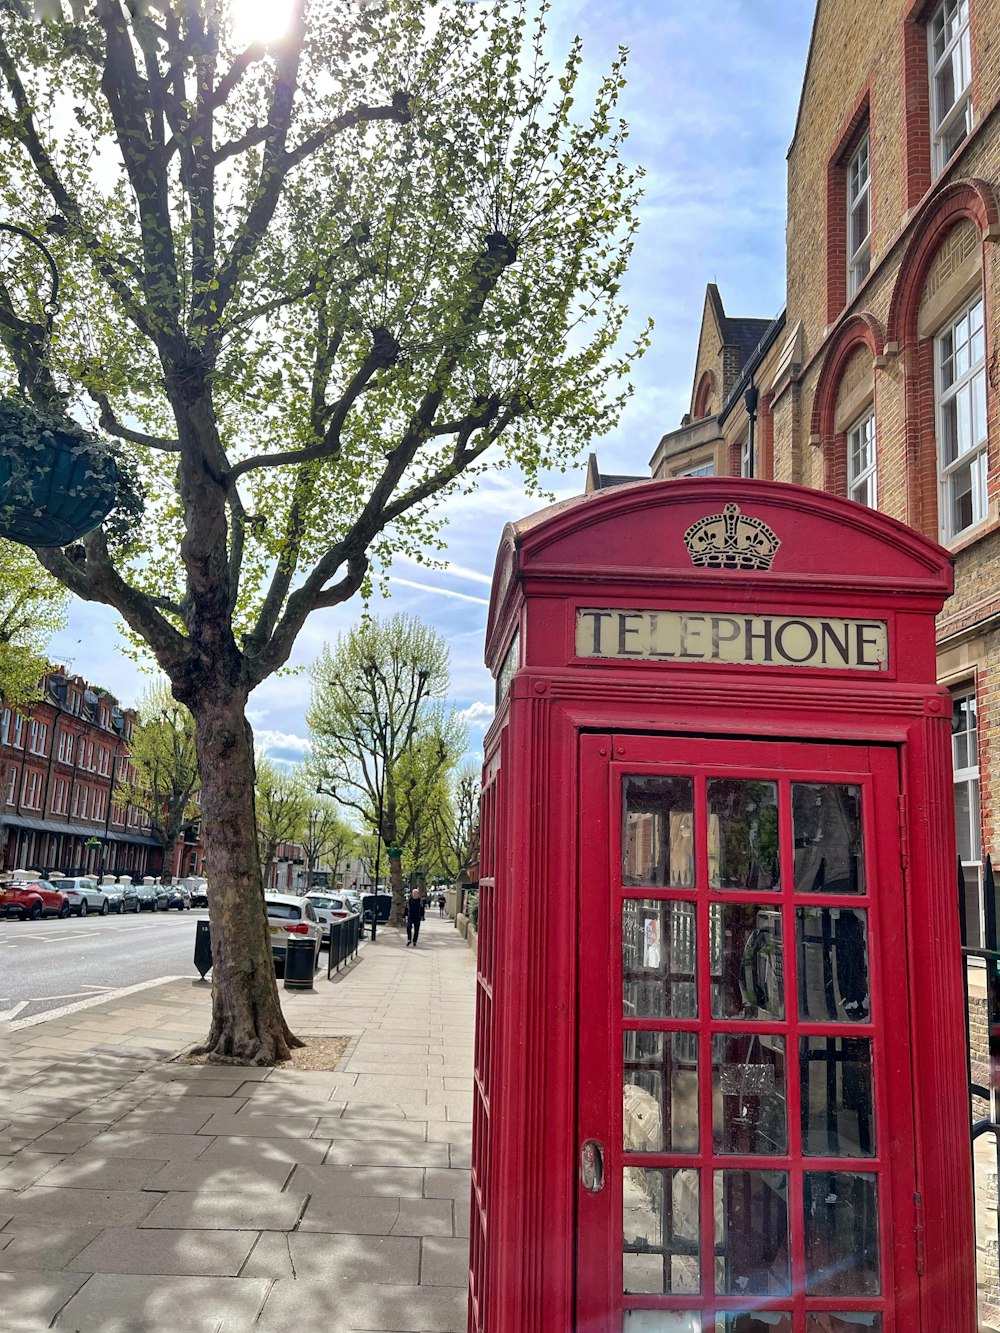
[800,1037,875,1157]
[624,776,696,887]
[624,1315,702,1332]
[708,779,780,891]
[793,784,865,893]
[624,1031,699,1154]
[797,908,870,1023]
[712,1034,787,1155]
[624,900,697,1019]
[623,1167,699,1295]
[710,903,784,1020]
[805,1317,882,1332]
[803,1172,880,1296]
[714,1170,790,1296]
[716,1317,794,1333]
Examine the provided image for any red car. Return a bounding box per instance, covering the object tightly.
[0,880,71,920]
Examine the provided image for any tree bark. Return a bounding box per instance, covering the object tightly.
[189,690,301,1064]
[387,849,405,926]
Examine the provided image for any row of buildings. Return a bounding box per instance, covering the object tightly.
[0,666,204,881]
[588,0,1000,946]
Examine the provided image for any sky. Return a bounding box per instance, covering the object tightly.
[46,0,816,769]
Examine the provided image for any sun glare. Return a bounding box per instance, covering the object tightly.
[231,0,295,48]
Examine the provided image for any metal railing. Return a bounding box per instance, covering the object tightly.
[960,853,1000,1321]
[327,912,361,979]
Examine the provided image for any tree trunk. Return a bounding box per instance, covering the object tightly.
[387,850,405,926]
[189,692,301,1064]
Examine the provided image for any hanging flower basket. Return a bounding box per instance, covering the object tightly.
[0,397,118,547]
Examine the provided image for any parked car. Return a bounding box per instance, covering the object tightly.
[0,879,70,920]
[188,881,209,908]
[133,881,161,912]
[341,890,362,916]
[49,876,111,917]
[265,892,322,976]
[165,884,191,911]
[304,892,356,944]
[115,881,142,913]
[103,884,124,913]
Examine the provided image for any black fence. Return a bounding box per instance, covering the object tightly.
[327,912,362,979]
[960,853,1000,1317]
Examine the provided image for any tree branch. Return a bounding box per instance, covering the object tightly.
[87,388,180,451]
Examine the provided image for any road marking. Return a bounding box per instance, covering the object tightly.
[4,975,189,1031]
[0,1001,28,1022]
[80,984,114,992]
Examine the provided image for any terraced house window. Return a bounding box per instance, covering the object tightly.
[936,295,987,539]
[848,408,877,508]
[929,0,972,174]
[847,133,871,296]
[953,688,983,946]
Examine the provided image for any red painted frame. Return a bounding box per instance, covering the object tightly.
[473,480,975,1333]
[576,736,916,1331]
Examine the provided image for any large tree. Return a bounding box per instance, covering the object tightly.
[116,684,200,882]
[0,0,644,1061]
[307,614,460,924]
[0,538,67,709]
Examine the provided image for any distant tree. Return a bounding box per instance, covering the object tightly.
[300,796,353,889]
[307,614,452,925]
[395,708,467,881]
[255,758,308,886]
[0,539,67,710]
[115,685,199,884]
[432,762,481,883]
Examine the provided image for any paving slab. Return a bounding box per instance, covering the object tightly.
[2,1187,159,1226]
[93,1130,212,1160]
[322,1139,451,1168]
[421,1236,470,1287]
[0,1223,101,1271]
[67,1225,258,1276]
[54,1272,272,1330]
[292,1164,426,1197]
[243,1231,420,1284]
[141,1158,295,1193]
[139,1190,307,1231]
[295,1193,405,1236]
[0,1151,69,1189]
[196,1134,332,1165]
[0,1270,89,1331]
[29,1155,169,1191]
[254,1277,467,1332]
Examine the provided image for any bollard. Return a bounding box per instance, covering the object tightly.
[194,918,212,979]
[283,937,316,991]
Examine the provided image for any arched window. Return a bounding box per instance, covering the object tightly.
[810,315,884,504]
[693,371,717,421]
[887,178,999,539]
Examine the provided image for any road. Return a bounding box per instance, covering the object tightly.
[0,908,208,1024]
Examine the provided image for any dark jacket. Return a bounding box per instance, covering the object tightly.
[406,895,424,923]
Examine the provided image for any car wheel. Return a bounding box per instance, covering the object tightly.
[79,901,88,917]
[28,901,42,921]
[100,900,110,916]
[59,902,70,918]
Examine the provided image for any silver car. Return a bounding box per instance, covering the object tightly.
[50,876,111,917]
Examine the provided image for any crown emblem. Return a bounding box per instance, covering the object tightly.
[683,503,780,572]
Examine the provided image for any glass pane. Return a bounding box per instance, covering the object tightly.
[711,903,784,1020]
[708,780,780,891]
[803,1172,880,1296]
[624,900,698,1019]
[714,1170,789,1295]
[624,776,696,887]
[800,1037,875,1156]
[797,907,870,1023]
[717,1318,794,1333]
[792,784,865,894]
[713,1034,787,1155]
[624,1315,703,1332]
[623,1167,699,1295]
[624,1030,699,1154]
[805,1317,882,1332]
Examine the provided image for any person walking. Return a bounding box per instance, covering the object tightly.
[406,886,424,946]
[438,893,445,917]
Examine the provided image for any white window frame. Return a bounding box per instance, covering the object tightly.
[929,0,973,175]
[6,767,16,805]
[847,407,878,508]
[847,132,872,297]
[1,709,9,746]
[953,686,983,946]
[740,436,754,479]
[936,294,988,541]
[674,461,715,479]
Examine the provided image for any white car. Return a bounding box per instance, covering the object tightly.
[265,892,322,976]
[50,876,111,917]
[305,891,357,944]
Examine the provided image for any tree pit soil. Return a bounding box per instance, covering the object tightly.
[175,1035,350,1071]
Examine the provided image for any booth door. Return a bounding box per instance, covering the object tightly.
[576,735,918,1333]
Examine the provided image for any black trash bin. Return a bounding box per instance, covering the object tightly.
[284,937,316,991]
[194,918,212,979]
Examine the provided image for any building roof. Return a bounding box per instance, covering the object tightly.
[584,453,646,494]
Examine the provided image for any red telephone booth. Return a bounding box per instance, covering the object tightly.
[471,480,975,1333]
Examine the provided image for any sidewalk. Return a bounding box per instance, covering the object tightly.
[0,916,475,1332]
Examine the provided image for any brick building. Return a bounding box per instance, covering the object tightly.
[0,666,204,881]
[592,0,1000,944]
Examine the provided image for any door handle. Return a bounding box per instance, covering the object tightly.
[580,1138,605,1193]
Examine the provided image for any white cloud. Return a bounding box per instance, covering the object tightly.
[391,577,490,606]
[254,728,311,757]
[457,701,495,728]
